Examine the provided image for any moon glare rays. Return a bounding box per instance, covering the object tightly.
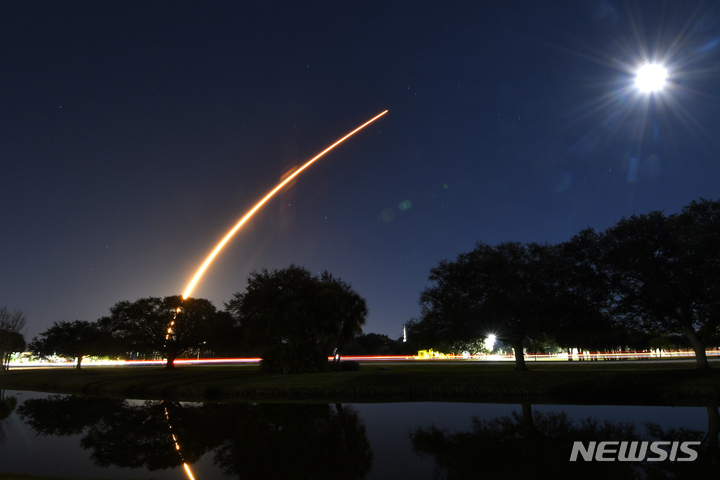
[182,109,388,299]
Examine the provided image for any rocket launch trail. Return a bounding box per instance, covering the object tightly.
[182,109,388,299]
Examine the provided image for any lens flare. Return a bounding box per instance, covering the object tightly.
[182,110,388,298]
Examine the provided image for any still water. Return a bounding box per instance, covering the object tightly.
[0,390,717,479]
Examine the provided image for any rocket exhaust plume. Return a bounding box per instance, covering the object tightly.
[182,109,388,299]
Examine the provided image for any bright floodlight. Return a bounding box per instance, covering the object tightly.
[484,334,496,351]
[635,63,668,93]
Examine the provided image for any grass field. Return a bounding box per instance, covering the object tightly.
[2,359,720,405]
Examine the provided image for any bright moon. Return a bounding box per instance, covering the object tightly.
[635,63,668,93]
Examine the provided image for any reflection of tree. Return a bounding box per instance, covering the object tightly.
[211,403,373,480]
[81,400,219,470]
[18,394,121,436]
[17,395,373,479]
[0,390,18,445]
[18,396,218,470]
[642,406,720,479]
[410,404,719,479]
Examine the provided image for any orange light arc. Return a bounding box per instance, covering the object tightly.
[182,109,388,299]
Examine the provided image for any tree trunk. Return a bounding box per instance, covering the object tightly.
[681,324,711,370]
[519,404,539,436]
[705,406,719,453]
[76,356,83,370]
[2,352,13,371]
[511,339,528,371]
[165,353,176,370]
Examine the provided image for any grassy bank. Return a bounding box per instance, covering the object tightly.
[1,361,720,405]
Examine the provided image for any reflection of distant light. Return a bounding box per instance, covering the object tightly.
[398,199,412,211]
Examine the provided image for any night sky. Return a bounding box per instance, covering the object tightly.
[3,1,720,341]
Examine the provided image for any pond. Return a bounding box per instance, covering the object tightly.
[0,390,718,479]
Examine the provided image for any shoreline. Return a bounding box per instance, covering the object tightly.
[1,362,719,406]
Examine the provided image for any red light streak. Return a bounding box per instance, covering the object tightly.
[7,348,720,370]
[182,110,388,299]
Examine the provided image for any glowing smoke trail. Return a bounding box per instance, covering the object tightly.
[182,109,388,299]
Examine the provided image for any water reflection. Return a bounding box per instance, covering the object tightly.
[18,396,214,470]
[6,394,720,479]
[0,390,17,445]
[16,395,372,479]
[211,403,372,479]
[409,403,720,479]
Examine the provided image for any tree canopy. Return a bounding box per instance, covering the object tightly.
[413,242,568,370]
[102,295,221,369]
[408,198,720,370]
[0,307,27,372]
[29,320,111,369]
[602,198,720,369]
[226,265,368,373]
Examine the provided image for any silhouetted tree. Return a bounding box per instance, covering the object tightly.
[602,199,720,369]
[416,242,565,371]
[226,265,367,373]
[0,332,24,372]
[552,228,617,352]
[200,310,241,357]
[315,277,368,365]
[29,320,112,369]
[102,295,221,369]
[0,307,27,372]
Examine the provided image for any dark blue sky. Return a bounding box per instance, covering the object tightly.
[3,0,720,341]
